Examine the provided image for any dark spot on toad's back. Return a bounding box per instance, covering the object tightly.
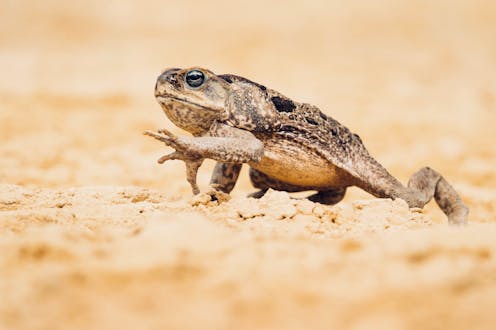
[218,75,233,84]
[271,96,296,113]
[305,117,318,125]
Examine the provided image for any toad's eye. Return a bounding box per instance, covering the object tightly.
[185,70,205,88]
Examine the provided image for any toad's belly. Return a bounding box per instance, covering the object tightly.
[249,139,350,189]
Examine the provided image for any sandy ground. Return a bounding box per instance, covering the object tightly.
[1,0,496,329]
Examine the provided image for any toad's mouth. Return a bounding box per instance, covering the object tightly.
[155,95,220,112]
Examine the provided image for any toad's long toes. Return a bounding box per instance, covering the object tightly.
[157,129,176,138]
[143,130,180,148]
[144,130,170,142]
[157,151,184,164]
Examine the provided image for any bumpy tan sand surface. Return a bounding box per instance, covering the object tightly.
[1,1,496,329]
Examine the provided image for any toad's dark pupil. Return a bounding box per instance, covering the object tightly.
[185,70,205,88]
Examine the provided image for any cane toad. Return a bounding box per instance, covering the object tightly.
[144,67,468,224]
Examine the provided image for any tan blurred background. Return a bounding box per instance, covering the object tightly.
[1,1,496,329]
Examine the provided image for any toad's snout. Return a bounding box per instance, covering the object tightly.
[155,68,182,97]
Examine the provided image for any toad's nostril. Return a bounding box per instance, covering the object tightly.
[166,74,177,84]
[166,75,180,89]
[157,68,181,90]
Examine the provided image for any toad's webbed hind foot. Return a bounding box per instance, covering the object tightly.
[403,167,468,225]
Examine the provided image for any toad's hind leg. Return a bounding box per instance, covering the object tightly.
[358,165,468,225]
[307,188,346,205]
[249,168,346,205]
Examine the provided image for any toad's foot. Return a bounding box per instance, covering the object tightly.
[144,129,203,194]
[406,167,468,225]
[145,124,264,196]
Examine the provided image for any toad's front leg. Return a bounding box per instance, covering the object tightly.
[144,128,264,194]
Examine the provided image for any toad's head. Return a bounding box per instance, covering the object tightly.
[154,67,230,135]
